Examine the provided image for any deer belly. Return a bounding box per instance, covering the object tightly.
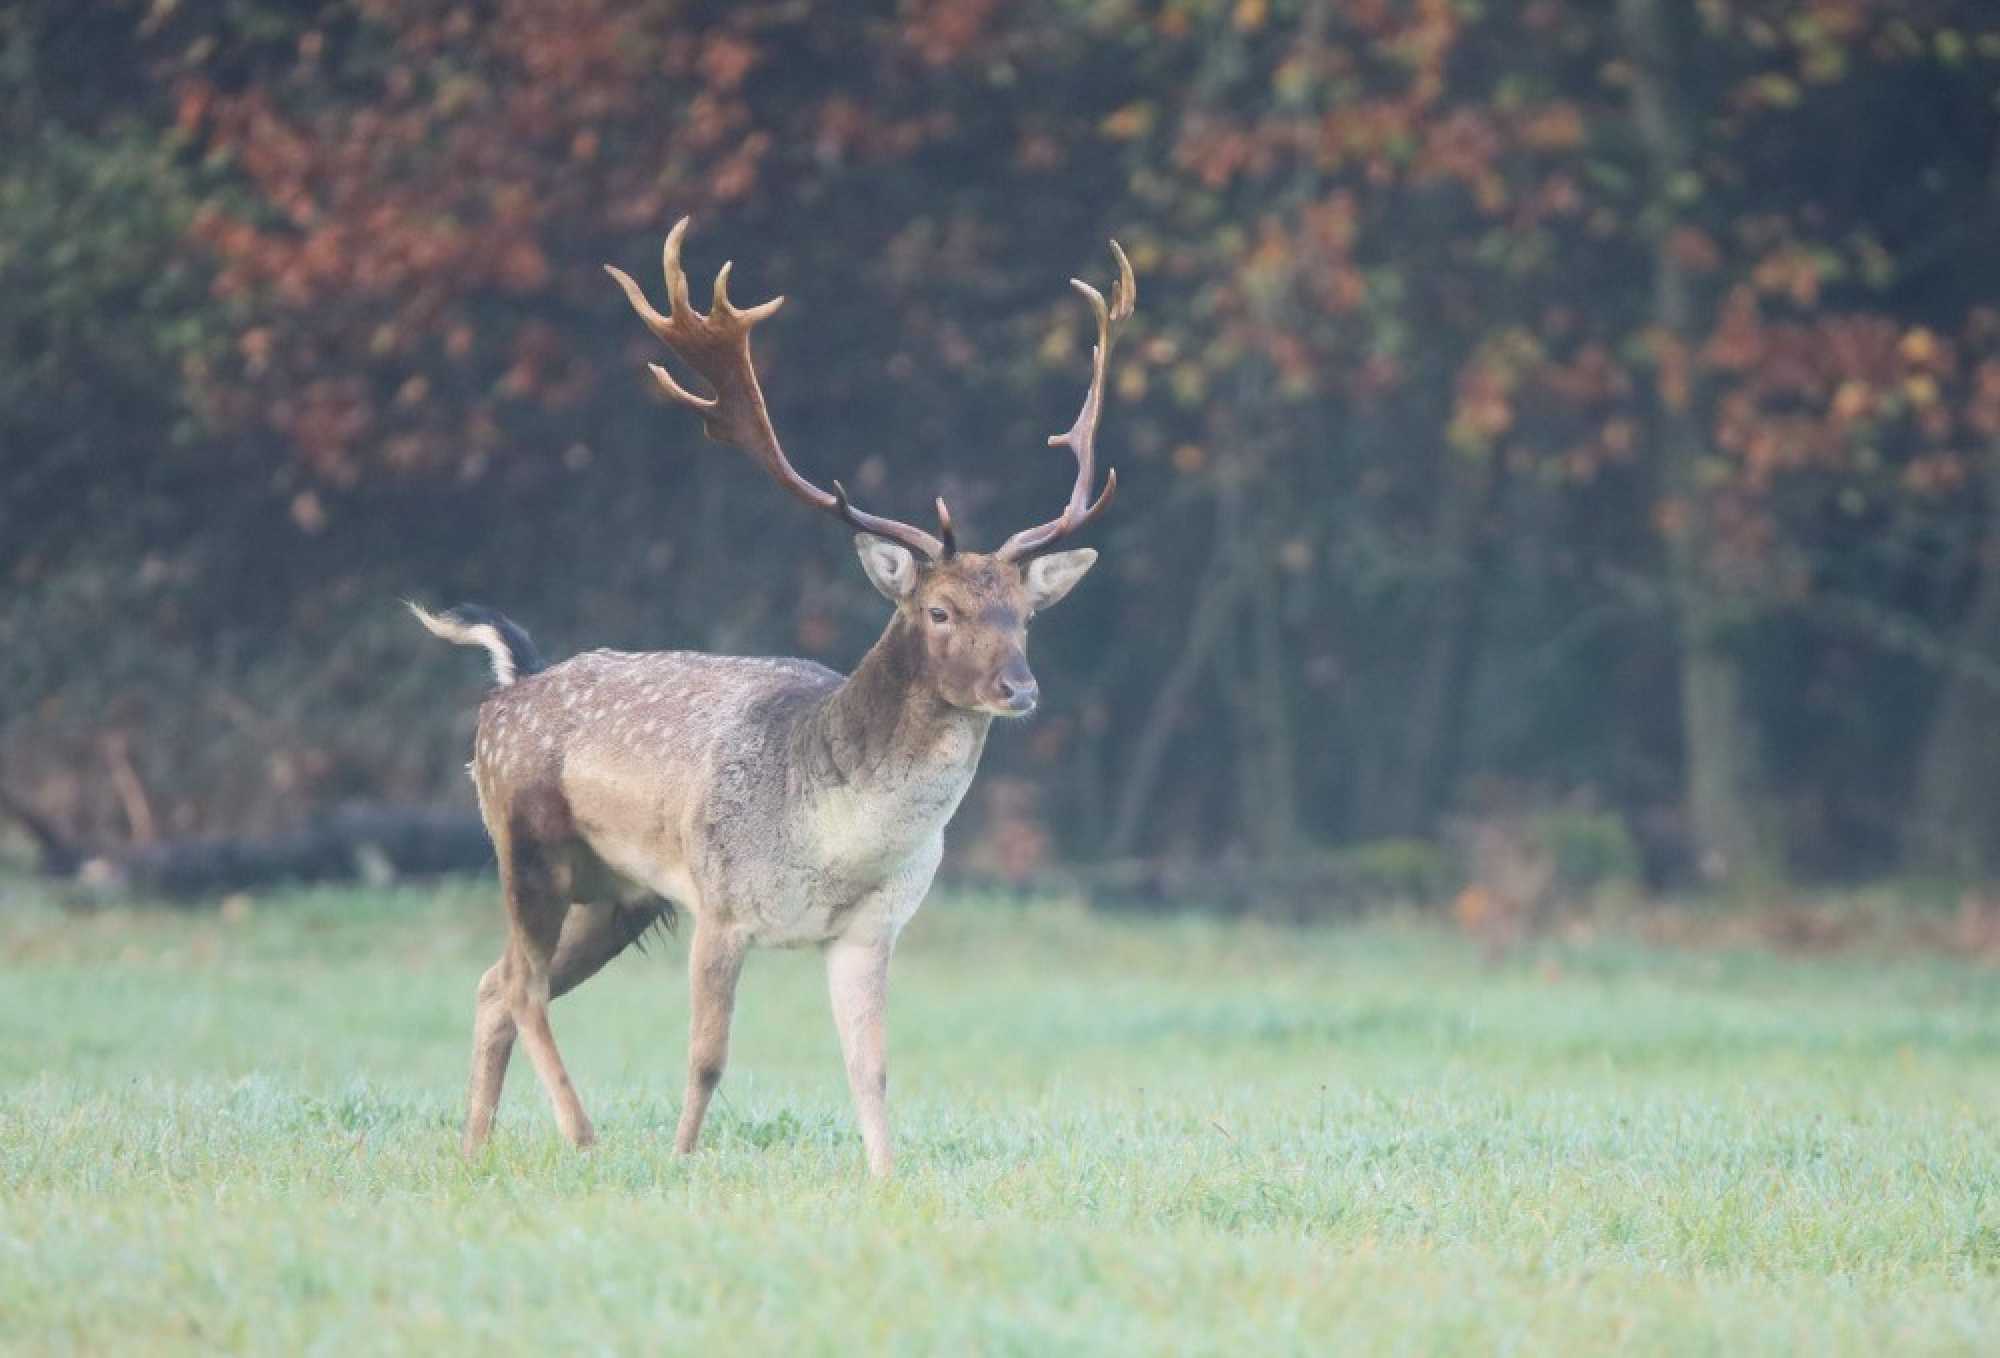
[576,826,700,915]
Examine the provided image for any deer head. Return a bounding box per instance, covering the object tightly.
[606,218,1133,718]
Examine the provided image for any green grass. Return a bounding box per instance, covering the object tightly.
[2,879,1998,1354]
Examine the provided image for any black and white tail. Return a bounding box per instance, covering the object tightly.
[407,602,546,687]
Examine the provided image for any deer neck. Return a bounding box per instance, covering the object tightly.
[805,614,991,810]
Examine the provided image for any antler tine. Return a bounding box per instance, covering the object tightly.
[997,240,1134,562]
[607,216,945,560]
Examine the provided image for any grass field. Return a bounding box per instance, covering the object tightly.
[2,879,1998,1354]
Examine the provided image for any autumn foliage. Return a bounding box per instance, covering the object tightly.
[5,0,2000,889]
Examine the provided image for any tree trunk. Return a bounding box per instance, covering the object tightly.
[1106,487,1248,859]
[1618,0,1782,886]
[1221,528,1301,858]
[1906,451,2000,876]
[1369,446,1496,838]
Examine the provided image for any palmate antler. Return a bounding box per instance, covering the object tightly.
[997,241,1134,562]
[608,219,1133,562]
[606,218,952,560]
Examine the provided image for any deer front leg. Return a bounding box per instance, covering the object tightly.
[824,934,896,1178]
[675,921,747,1155]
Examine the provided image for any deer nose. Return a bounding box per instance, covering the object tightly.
[995,665,1039,713]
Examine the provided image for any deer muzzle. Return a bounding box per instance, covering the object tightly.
[992,660,1039,716]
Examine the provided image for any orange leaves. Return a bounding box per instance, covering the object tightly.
[1703,286,1764,373]
[710,132,773,202]
[1649,330,1694,414]
[701,33,761,93]
[901,0,1000,68]
[1668,226,1724,274]
[1900,453,1966,496]
[1518,102,1587,153]
[1101,104,1156,142]
[289,490,328,536]
[1450,333,1546,454]
[1830,380,1874,423]
[1539,344,1629,406]
[1969,361,2000,439]
[1416,109,1506,214]
[1750,246,1826,307]
[1450,364,1515,450]
[173,80,211,136]
[1173,114,1277,191]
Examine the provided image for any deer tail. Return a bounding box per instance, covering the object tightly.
[406,602,546,687]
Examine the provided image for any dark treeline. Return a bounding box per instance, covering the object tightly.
[6,0,2000,892]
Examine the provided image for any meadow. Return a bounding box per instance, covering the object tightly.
[2,878,1997,1355]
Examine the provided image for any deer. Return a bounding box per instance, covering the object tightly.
[411,217,1132,1177]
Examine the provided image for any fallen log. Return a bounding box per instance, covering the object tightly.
[0,801,495,904]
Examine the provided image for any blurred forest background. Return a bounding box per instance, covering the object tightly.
[7,0,2000,906]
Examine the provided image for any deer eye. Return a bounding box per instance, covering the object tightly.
[928,607,950,625]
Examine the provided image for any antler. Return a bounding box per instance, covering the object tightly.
[996,241,1135,562]
[606,217,951,560]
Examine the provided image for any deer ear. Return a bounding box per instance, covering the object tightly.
[1024,548,1098,611]
[855,534,919,602]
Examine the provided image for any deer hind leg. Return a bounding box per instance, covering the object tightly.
[461,901,668,1155]
[675,920,747,1155]
[462,955,517,1155]
[552,901,672,999]
[497,838,600,1149]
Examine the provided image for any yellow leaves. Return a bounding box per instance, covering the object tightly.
[1038,322,1077,367]
[1127,239,1166,276]
[433,73,486,118]
[1171,443,1206,475]
[1233,0,1267,33]
[1170,362,1208,407]
[1897,327,1941,368]
[1800,41,1847,86]
[1450,330,1547,452]
[1239,224,1295,315]
[1273,55,1313,105]
[1748,74,1802,108]
[1449,366,1513,451]
[1830,380,1873,423]
[1101,103,1155,142]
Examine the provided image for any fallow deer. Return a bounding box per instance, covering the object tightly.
[412,217,1132,1176]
